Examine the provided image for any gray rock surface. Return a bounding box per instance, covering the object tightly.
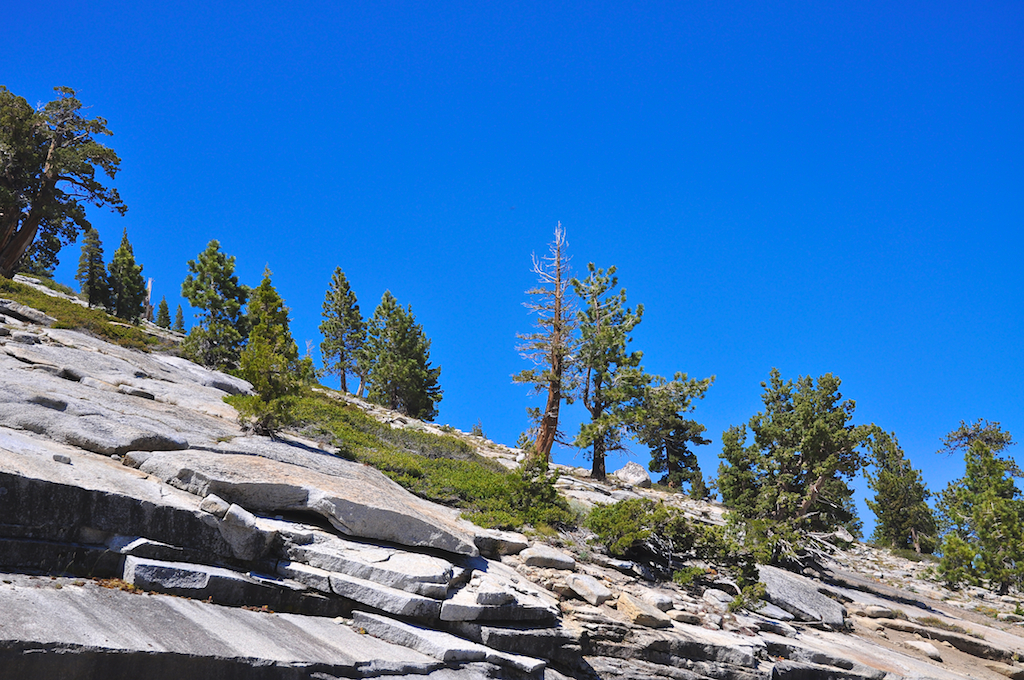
[566,574,613,606]
[136,449,478,556]
[612,461,651,488]
[521,544,576,570]
[759,565,847,628]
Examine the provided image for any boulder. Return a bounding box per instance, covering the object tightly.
[904,639,942,661]
[137,449,478,556]
[520,545,576,570]
[758,565,846,628]
[566,574,613,606]
[329,571,442,619]
[616,593,672,628]
[612,461,651,488]
[0,299,56,326]
[473,528,529,558]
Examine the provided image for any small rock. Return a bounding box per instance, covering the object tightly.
[864,605,895,618]
[641,589,675,611]
[612,461,651,488]
[11,332,39,345]
[521,545,576,571]
[52,454,71,465]
[998,613,1024,623]
[616,593,671,628]
[118,385,155,400]
[474,529,529,558]
[668,609,702,624]
[566,574,613,606]
[702,588,734,608]
[199,494,231,519]
[904,640,942,661]
[984,661,1024,680]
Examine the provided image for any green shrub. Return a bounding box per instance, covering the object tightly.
[289,393,573,530]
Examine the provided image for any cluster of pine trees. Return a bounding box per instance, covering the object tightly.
[74,228,148,322]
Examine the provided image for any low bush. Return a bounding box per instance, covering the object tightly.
[289,393,574,530]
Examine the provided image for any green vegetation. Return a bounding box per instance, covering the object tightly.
[717,369,876,564]
[586,498,762,607]
[181,240,249,369]
[107,229,146,322]
[320,267,365,395]
[172,304,185,333]
[155,297,171,328]
[0,277,161,350]
[573,263,644,480]
[0,86,126,279]
[865,430,937,554]
[233,268,306,435]
[936,422,1023,594]
[75,227,109,309]
[359,291,442,421]
[286,392,572,530]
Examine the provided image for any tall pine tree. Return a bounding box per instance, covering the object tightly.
[359,291,442,421]
[172,304,185,333]
[181,240,249,369]
[107,229,146,322]
[155,297,171,328]
[319,267,365,394]
[513,224,576,461]
[573,264,644,481]
[865,430,936,553]
[235,268,301,434]
[75,227,108,309]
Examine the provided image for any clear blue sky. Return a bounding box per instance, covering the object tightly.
[7,1,1022,533]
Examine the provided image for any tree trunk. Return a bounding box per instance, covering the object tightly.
[591,436,606,481]
[534,380,561,462]
[339,369,348,394]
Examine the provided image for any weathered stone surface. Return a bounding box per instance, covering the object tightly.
[0,299,56,326]
[199,493,231,518]
[138,450,478,556]
[288,536,453,598]
[877,617,1014,661]
[448,621,582,666]
[218,503,273,561]
[441,580,559,622]
[612,461,651,488]
[904,639,943,661]
[985,661,1024,679]
[330,571,442,619]
[759,565,846,628]
[641,588,675,611]
[616,593,672,628]
[566,574,613,606]
[863,604,894,618]
[521,545,576,570]
[473,528,529,558]
[355,610,487,662]
[0,572,437,678]
[772,660,882,680]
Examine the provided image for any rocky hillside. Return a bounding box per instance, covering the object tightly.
[2,277,1024,680]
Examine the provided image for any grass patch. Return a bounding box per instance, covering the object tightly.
[0,277,164,351]
[284,392,575,531]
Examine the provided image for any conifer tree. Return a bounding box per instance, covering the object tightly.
[360,291,442,421]
[865,430,936,553]
[632,372,715,496]
[234,268,302,435]
[155,297,171,328]
[172,304,185,333]
[75,227,109,309]
[937,431,1024,593]
[573,263,644,481]
[718,370,873,532]
[513,224,576,461]
[107,229,146,322]
[319,267,365,394]
[180,240,249,369]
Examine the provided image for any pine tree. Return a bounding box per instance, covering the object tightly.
[632,372,714,496]
[359,291,442,420]
[234,268,301,434]
[155,297,171,328]
[573,263,644,481]
[180,240,249,369]
[717,369,873,532]
[319,267,365,394]
[172,304,185,333]
[938,434,1024,593]
[75,227,109,309]
[107,229,146,322]
[513,224,576,461]
[865,430,936,553]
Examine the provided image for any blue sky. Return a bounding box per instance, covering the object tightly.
[6,1,1022,533]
